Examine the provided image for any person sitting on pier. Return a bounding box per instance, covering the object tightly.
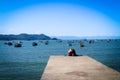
[68,48,78,56]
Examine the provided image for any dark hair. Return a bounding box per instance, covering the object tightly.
[71,48,77,56]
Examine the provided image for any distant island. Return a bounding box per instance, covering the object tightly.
[0,33,57,40]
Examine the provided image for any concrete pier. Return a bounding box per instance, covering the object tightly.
[41,56,120,80]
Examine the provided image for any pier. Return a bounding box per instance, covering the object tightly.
[41,56,120,80]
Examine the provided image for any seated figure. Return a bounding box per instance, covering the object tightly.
[68,48,78,56]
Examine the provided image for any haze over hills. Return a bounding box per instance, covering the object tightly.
[55,36,120,40]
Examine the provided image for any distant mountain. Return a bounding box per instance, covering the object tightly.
[0,34,119,40]
[0,33,57,40]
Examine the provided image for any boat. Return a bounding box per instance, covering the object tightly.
[4,41,13,46]
[80,42,84,47]
[45,41,49,45]
[32,42,38,46]
[67,43,72,46]
[14,43,22,47]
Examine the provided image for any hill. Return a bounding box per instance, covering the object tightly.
[0,33,57,40]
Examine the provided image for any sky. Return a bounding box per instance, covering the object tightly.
[0,0,120,36]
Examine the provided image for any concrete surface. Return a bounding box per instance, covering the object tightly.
[41,56,120,80]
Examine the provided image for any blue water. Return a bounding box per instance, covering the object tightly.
[0,40,120,80]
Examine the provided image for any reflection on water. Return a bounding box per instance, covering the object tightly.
[0,62,46,80]
[0,40,120,80]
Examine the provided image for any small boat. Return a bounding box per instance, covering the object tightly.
[67,43,72,46]
[80,42,84,47]
[14,43,22,47]
[45,41,49,45]
[32,42,38,46]
[88,40,94,44]
[4,41,13,46]
[107,39,111,43]
[56,40,62,43]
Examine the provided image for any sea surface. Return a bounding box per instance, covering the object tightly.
[0,39,120,80]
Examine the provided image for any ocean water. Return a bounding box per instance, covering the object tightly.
[0,40,120,80]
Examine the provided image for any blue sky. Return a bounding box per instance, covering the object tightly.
[0,0,120,36]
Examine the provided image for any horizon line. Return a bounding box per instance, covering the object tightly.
[0,33,120,37]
